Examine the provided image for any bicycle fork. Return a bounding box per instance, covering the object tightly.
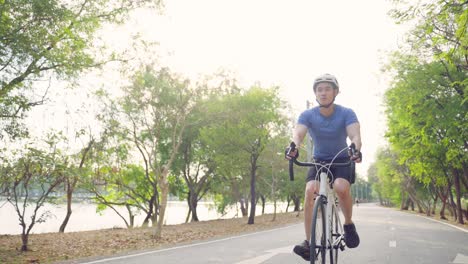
[319,172,345,253]
[328,193,346,252]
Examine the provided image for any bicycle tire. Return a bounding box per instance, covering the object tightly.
[330,205,339,264]
[310,196,326,264]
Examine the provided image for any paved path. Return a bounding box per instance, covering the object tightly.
[75,203,468,264]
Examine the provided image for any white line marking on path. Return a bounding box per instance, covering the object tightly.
[235,246,291,264]
[81,224,302,264]
[452,253,468,264]
[417,215,468,233]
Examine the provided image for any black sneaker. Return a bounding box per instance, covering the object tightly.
[344,223,360,248]
[293,240,310,261]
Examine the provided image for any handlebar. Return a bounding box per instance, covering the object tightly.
[287,143,357,181]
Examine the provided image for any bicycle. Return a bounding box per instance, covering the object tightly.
[287,143,358,264]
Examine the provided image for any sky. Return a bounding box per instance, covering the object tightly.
[25,0,410,178]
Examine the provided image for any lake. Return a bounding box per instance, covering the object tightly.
[0,199,288,235]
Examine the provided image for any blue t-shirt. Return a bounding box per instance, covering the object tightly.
[297,104,358,160]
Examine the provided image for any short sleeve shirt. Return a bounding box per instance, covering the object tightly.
[297,104,358,160]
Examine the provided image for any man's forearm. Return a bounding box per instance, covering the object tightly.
[347,123,362,150]
[351,136,362,151]
[292,124,308,148]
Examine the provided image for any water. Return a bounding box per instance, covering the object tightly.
[0,199,288,235]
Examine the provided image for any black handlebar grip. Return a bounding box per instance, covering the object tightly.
[289,159,294,181]
[349,143,356,155]
[287,141,296,181]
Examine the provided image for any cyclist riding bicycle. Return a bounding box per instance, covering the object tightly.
[285,73,362,261]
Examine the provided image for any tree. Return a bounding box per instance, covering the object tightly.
[257,133,290,221]
[200,86,285,224]
[0,0,156,138]
[171,102,215,222]
[1,133,66,251]
[383,0,467,223]
[92,164,150,228]
[98,66,201,237]
[58,136,94,232]
[384,55,467,222]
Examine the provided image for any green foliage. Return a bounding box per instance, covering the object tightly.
[371,147,403,206]
[199,85,287,214]
[92,164,149,212]
[94,66,205,229]
[384,54,466,183]
[0,0,154,138]
[380,1,467,216]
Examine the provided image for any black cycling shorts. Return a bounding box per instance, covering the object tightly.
[306,158,356,184]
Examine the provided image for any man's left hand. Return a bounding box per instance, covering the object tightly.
[350,150,362,163]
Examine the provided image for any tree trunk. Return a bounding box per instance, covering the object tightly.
[448,188,457,220]
[260,195,266,215]
[285,196,291,212]
[239,198,248,216]
[293,195,300,212]
[464,205,468,222]
[438,185,449,220]
[452,168,464,224]
[440,201,447,220]
[400,194,408,210]
[59,179,75,233]
[431,195,437,215]
[406,182,424,213]
[461,163,468,190]
[248,158,257,225]
[408,193,424,213]
[271,177,277,221]
[272,198,277,221]
[126,204,135,228]
[185,208,191,223]
[378,194,383,206]
[402,197,411,210]
[185,193,191,223]
[21,233,28,251]
[59,140,93,232]
[426,200,432,216]
[142,194,156,227]
[190,190,199,222]
[154,174,169,238]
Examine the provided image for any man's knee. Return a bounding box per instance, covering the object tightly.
[305,182,318,203]
[333,179,351,197]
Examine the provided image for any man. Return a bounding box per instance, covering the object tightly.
[285,73,362,261]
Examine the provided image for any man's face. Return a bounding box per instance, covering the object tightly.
[315,82,338,105]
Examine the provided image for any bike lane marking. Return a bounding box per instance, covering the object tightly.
[387,217,397,248]
[234,246,291,264]
[452,253,468,264]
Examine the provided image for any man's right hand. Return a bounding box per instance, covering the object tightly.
[285,142,299,160]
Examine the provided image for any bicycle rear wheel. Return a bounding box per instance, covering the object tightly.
[310,196,326,264]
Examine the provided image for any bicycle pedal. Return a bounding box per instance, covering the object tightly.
[339,241,346,251]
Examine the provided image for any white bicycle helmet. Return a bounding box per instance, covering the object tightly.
[313,73,339,91]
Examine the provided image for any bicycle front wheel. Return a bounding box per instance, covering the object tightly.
[310,196,326,264]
